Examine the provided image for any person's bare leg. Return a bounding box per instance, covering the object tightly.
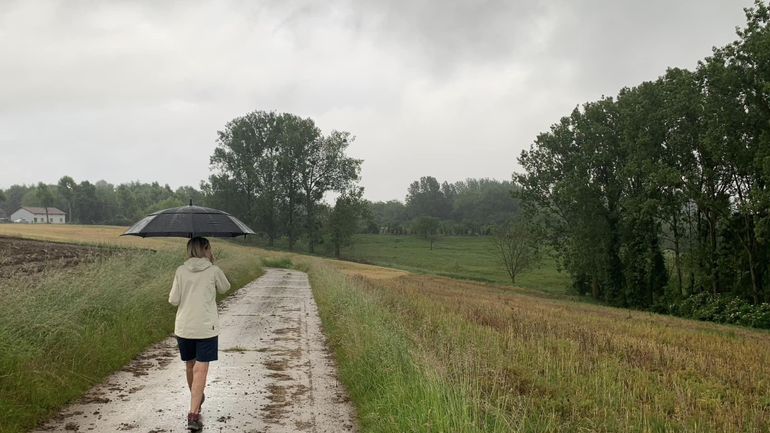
[190,361,209,414]
[185,361,195,391]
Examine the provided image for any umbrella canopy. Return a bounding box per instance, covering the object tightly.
[122,203,256,238]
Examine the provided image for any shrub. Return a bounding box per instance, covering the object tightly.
[667,293,770,329]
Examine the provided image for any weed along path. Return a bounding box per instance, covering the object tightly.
[32,268,358,433]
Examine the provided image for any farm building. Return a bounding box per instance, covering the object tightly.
[10,207,67,224]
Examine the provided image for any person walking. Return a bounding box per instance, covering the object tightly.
[168,237,231,431]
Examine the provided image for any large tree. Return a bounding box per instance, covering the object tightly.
[277,113,319,250]
[208,111,282,243]
[57,176,77,223]
[298,130,362,253]
[326,188,366,258]
[516,1,770,306]
[207,110,361,252]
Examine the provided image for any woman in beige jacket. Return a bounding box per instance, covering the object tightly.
[168,237,230,431]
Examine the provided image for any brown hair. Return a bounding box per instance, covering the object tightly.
[187,237,210,259]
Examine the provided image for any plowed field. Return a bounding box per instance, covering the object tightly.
[0,236,111,278]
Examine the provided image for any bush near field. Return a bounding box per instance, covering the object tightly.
[665,293,770,329]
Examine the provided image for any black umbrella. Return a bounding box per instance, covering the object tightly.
[121,202,256,238]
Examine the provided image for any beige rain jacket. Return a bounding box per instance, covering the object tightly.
[168,257,231,339]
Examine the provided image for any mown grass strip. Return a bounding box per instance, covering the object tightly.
[0,244,262,433]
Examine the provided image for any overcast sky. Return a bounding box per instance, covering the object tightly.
[0,0,754,202]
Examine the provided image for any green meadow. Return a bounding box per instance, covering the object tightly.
[340,234,571,295]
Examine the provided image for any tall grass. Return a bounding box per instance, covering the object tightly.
[0,245,262,433]
[306,259,770,433]
[308,262,513,433]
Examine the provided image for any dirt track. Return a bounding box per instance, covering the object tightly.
[31,268,358,433]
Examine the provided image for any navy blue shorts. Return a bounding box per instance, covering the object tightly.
[176,336,218,362]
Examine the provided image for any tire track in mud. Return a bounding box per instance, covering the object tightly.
[31,268,358,433]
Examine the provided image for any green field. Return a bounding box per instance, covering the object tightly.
[340,234,571,294]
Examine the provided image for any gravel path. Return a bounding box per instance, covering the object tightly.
[32,268,358,433]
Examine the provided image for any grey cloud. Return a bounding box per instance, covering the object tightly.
[537,0,752,98]
[0,0,758,201]
[347,0,548,69]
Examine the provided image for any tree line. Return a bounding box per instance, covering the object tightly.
[365,176,520,235]
[516,2,770,308]
[0,178,203,225]
[0,111,366,257]
[202,110,363,254]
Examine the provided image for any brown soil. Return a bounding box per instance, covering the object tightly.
[0,236,117,278]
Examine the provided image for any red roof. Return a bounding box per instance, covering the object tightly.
[20,207,66,215]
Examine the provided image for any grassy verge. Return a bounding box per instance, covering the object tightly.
[306,259,770,433]
[0,243,262,433]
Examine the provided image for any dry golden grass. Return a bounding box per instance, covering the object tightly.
[331,271,770,432]
[0,224,181,250]
[323,257,409,280]
[0,224,266,259]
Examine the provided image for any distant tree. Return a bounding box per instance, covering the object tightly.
[57,176,77,222]
[326,188,366,257]
[406,176,452,219]
[3,185,31,217]
[145,197,186,214]
[1,179,203,226]
[298,130,362,253]
[367,200,409,234]
[492,216,541,284]
[74,181,99,224]
[452,178,521,234]
[412,216,440,250]
[36,183,54,223]
[175,186,205,206]
[114,184,139,225]
[93,180,118,224]
[369,177,522,235]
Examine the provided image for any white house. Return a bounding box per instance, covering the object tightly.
[10,207,67,224]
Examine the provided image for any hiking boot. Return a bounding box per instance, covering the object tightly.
[187,412,202,431]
